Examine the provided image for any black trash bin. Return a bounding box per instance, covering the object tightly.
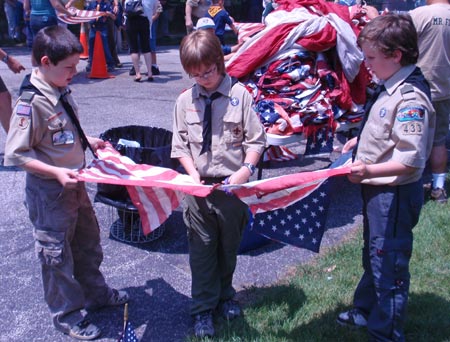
[94,125,179,244]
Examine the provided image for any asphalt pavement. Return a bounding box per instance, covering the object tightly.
[0,45,362,342]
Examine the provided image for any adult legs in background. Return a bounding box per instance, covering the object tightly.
[106,17,121,67]
[0,76,12,133]
[150,19,160,75]
[430,99,450,203]
[29,14,58,42]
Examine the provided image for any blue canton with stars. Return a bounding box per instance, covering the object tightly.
[118,321,139,342]
[249,152,352,252]
[304,126,334,156]
[251,179,331,252]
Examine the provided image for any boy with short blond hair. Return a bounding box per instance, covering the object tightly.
[4,25,128,340]
[337,13,435,341]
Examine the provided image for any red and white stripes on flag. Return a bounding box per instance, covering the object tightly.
[233,22,265,45]
[78,144,351,235]
[78,144,214,235]
[222,161,351,215]
[58,8,105,25]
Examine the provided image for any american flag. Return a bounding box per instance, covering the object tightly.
[117,321,138,342]
[78,144,213,235]
[58,8,105,24]
[304,126,335,156]
[78,144,351,241]
[251,152,352,252]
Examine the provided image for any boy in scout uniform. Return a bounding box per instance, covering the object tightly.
[337,14,435,342]
[4,26,128,340]
[171,30,266,338]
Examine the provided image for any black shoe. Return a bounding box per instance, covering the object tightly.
[129,66,136,76]
[336,308,367,328]
[217,299,241,320]
[193,310,214,338]
[151,65,160,75]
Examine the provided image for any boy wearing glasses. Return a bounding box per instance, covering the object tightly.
[171,30,266,338]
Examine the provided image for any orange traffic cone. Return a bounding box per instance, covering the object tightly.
[79,23,88,60]
[89,31,114,79]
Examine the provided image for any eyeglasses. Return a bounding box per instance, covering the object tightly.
[189,65,217,79]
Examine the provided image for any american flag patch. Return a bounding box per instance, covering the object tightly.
[16,104,32,116]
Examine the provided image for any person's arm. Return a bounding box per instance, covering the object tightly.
[185,2,193,32]
[347,159,416,184]
[49,0,76,16]
[65,0,76,8]
[229,21,239,36]
[112,0,119,14]
[0,48,25,74]
[152,0,162,20]
[227,150,261,184]
[24,0,31,14]
[21,159,79,188]
[342,136,357,154]
[87,136,106,151]
[178,156,202,184]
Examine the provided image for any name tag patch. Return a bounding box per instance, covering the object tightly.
[52,130,75,145]
[396,107,425,122]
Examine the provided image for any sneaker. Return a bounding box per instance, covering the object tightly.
[129,66,136,76]
[115,62,123,68]
[151,65,160,75]
[68,319,101,341]
[106,289,129,307]
[85,64,91,72]
[107,65,115,72]
[193,310,214,338]
[431,187,448,204]
[217,299,241,320]
[336,308,367,328]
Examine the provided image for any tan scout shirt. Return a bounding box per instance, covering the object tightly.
[410,3,450,101]
[171,75,266,178]
[4,70,85,173]
[356,65,435,186]
[186,0,210,19]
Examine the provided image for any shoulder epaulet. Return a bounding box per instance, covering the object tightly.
[400,84,416,101]
[19,91,36,103]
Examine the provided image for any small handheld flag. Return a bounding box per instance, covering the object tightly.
[117,303,139,342]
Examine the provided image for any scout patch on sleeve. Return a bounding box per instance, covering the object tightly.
[16,104,32,116]
[396,106,425,122]
[18,117,30,129]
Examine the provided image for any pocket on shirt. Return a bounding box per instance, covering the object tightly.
[223,118,244,148]
[185,112,204,144]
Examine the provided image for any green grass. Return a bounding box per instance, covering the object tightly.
[190,195,450,342]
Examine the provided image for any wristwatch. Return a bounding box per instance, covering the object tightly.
[242,162,256,176]
[2,54,9,64]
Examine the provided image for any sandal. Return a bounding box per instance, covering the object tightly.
[68,319,101,341]
[147,76,154,82]
[134,76,141,82]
